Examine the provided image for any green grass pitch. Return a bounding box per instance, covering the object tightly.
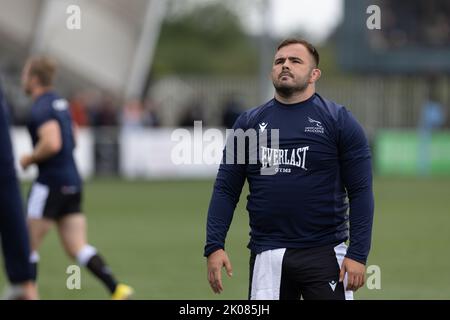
[0,177,449,299]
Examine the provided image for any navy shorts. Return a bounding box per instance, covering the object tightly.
[248,242,353,300]
[27,182,82,220]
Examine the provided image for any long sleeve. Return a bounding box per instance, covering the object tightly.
[0,86,33,283]
[338,108,374,265]
[204,114,248,257]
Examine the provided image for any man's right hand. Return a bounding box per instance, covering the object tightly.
[20,154,34,170]
[207,249,233,294]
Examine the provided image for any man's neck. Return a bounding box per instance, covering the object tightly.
[31,86,52,101]
[274,86,315,105]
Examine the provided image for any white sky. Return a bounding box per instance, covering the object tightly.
[240,0,344,44]
[174,0,344,44]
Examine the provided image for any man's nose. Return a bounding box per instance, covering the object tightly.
[282,62,290,69]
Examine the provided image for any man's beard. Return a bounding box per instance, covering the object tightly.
[273,73,310,98]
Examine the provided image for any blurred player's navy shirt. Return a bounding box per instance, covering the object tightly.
[27,91,81,189]
[205,93,374,264]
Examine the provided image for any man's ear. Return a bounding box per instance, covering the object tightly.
[309,68,322,83]
[29,75,38,88]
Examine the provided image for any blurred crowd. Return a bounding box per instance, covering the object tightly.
[69,90,161,128]
[371,0,450,49]
[177,94,242,128]
[69,90,243,129]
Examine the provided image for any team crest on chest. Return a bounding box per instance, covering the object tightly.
[305,117,324,134]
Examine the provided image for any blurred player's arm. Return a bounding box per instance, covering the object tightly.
[0,87,38,299]
[338,107,375,291]
[20,120,61,169]
[205,113,248,294]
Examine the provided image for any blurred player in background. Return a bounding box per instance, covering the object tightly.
[0,82,37,300]
[418,76,446,176]
[205,39,374,300]
[19,57,133,300]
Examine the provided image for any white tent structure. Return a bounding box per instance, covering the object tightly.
[0,0,167,99]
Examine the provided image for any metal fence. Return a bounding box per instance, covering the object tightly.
[149,75,450,137]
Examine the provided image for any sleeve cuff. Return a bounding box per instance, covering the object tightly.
[345,252,367,265]
[204,244,224,257]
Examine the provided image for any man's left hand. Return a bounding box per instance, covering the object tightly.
[339,257,365,291]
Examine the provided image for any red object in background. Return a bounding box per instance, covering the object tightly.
[70,99,89,127]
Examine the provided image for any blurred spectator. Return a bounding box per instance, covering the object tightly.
[75,90,118,127]
[82,89,103,126]
[420,82,446,130]
[143,98,160,127]
[221,94,242,128]
[178,96,206,127]
[95,95,118,126]
[417,76,447,176]
[69,93,89,127]
[120,99,146,129]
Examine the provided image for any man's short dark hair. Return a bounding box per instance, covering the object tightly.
[277,38,319,67]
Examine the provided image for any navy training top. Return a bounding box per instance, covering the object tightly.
[205,93,374,264]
